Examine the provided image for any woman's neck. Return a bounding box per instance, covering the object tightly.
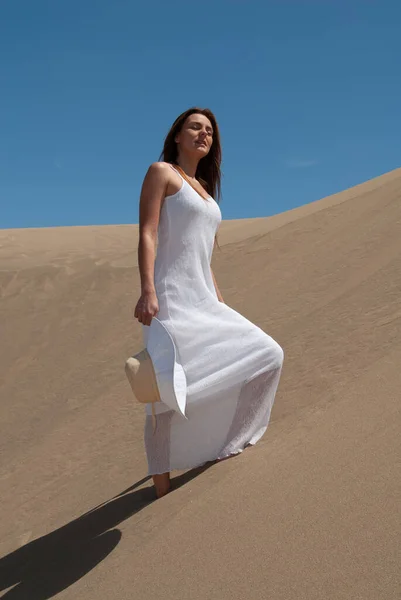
[175,155,199,179]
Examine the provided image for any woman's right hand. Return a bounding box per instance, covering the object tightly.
[134,290,159,326]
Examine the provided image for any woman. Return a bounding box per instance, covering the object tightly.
[134,107,284,498]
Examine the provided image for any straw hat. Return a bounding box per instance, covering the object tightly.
[125,317,187,432]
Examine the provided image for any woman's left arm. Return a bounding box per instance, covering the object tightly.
[211,268,225,303]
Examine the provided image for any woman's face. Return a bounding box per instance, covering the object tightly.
[175,113,214,159]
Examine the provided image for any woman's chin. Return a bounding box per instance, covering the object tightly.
[194,146,209,158]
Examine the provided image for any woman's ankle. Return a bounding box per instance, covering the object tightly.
[152,472,171,498]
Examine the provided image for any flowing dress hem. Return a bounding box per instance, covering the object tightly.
[145,430,268,476]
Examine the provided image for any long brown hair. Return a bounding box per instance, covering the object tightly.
[159,107,222,203]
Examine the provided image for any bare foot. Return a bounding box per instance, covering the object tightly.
[152,472,171,498]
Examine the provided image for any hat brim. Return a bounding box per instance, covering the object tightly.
[146,317,187,419]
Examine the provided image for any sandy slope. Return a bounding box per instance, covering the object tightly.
[0,168,400,599]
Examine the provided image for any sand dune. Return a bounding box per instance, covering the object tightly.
[1,168,400,599]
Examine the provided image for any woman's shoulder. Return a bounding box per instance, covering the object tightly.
[143,162,182,198]
[146,161,174,177]
[143,162,176,188]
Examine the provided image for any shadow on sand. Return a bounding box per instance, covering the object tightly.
[0,463,212,599]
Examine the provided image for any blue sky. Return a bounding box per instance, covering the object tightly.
[1,0,400,229]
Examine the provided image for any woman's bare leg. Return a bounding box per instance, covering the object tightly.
[152,472,171,498]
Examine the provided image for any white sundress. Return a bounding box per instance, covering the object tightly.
[142,165,284,475]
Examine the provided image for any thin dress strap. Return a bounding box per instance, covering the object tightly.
[169,163,184,180]
[169,163,211,201]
